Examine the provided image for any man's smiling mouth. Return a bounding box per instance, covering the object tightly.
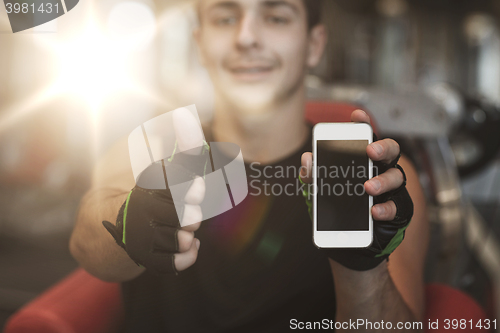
[230,66,273,73]
[226,63,275,81]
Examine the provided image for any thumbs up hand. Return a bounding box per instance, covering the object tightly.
[102,108,211,275]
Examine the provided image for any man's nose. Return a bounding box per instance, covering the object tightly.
[235,15,261,50]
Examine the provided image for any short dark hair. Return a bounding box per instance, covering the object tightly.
[304,0,323,30]
[196,0,323,30]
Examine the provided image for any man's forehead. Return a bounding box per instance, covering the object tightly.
[198,0,304,12]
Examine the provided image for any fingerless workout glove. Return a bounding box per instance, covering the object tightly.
[102,142,210,275]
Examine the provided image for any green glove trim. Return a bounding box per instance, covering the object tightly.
[167,140,178,163]
[299,174,313,220]
[167,139,211,179]
[122,190,133,245]
[121,189,145,269]
[202,140,210,179]
[374,223,409,258]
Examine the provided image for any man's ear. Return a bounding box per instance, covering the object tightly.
[306,24,328,68]
[193,28,207,67]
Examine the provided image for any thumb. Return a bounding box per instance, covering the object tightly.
[172,108,205,155]
[300,152,313,184]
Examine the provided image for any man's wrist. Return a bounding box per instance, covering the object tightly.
[329,256,387,274]
[321,247,388,271]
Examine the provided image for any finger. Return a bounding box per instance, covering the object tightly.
[300,152,313,184]
[372,201,397,221]
[174,238,200,272]
[172,107,205,155]
[184,176,205,205]
[181,221,201,232]
[364,167,404,196]
[351,109,371,124]
[180,204,202,227]
[367,138,400,165]
[177,230,195,252]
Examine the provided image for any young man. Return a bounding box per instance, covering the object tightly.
[70,0,429,331]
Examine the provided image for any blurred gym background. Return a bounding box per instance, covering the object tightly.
[0,0,500,330]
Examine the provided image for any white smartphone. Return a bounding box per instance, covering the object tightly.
[313,123,373,248]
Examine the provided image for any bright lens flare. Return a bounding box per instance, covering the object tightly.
[53,25,132,113]
[0,1,163,136]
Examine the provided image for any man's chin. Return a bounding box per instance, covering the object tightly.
[219,87,279,113]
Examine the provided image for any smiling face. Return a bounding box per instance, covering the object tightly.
[195,0,325,113]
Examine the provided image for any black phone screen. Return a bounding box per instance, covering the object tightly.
[316,140,369,231]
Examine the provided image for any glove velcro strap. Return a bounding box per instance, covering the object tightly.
[135,252,177,276]
[151,223,179,253]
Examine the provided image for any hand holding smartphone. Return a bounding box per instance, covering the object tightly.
[313,123,373,248]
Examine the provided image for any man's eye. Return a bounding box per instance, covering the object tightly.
[214,16,238,26]
[266,16,289,25]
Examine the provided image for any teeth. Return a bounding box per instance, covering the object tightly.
[235,68,268,73]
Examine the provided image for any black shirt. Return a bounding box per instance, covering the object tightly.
[121,125,336,332]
